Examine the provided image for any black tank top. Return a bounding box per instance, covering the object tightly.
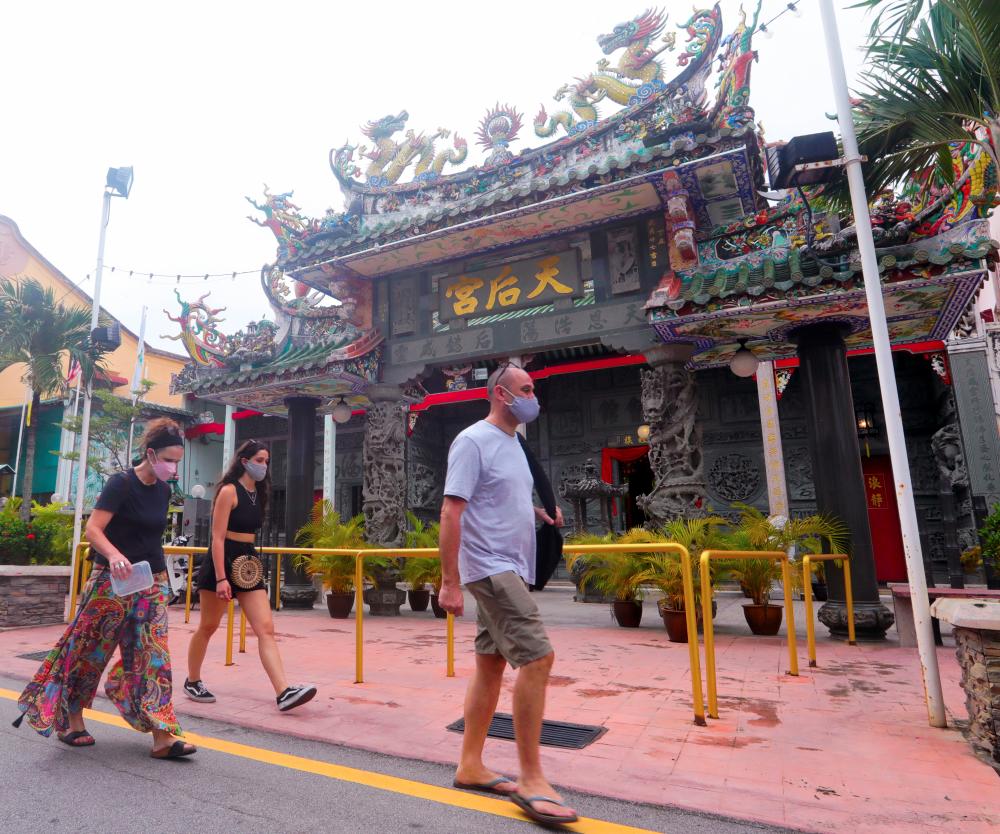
[227,482,262,534]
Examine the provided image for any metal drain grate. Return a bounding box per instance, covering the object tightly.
[17,651,50,662]
[446,713,607,749]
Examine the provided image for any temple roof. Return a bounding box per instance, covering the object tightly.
[648,219,998,369]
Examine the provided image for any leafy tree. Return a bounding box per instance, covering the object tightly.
[0,278,102,520]
[844,0,1000,199]
[60,379,155,478]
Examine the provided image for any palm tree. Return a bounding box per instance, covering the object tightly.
[845,0,1000,199]
[0,278,99,520]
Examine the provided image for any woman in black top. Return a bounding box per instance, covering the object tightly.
[15,419,195,759]
[185,440,316,712]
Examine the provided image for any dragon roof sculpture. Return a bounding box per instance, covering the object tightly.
[253,4,747,279]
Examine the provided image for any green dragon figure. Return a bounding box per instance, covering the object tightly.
[161,290,228,367]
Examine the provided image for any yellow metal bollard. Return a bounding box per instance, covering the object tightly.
[446,612,455,677]
[803,557,817,667]
[184,550,196,624]
[679,546,706,726]
[275,553,282,610]
[843,559,856,645]
[699,553,718,720]
[68,544,86,622]
[780,558,799,677]
[225,599,235,666]
[354,552,364,684]
[239,608,247,653]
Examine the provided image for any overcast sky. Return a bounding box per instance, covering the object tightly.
[2,1,871,358]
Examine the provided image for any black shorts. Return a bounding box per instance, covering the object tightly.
[196,540,267,593]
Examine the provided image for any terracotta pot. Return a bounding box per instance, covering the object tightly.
[612,600,642,628]
[408,588,430,612]
[326,591,354,619]
[659,605,690,643]
[430,594,448,619]
[743,603,783,635]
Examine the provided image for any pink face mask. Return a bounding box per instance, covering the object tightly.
[147,450,177,482]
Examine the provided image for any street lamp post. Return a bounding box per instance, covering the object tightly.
[69,167,133,612]
[817,0,945,727]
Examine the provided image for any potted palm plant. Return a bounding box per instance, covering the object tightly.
[566,528,657,627]
[564,530,614,602]
[401,512,439,612]
[651,517,729,641]
[295,501,374,618]
[734,503,849,604]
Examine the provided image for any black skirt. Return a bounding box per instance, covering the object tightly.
[196,540,267,593]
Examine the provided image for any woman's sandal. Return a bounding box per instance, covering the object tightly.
[57,730,95,747]
[150,740,197,759]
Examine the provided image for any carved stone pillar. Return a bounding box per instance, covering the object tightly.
[281,396,320,608]
[362,384,408,547]
[637,344,706,525]
[792,324,893,640]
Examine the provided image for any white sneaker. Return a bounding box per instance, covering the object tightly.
[276,684,317,712]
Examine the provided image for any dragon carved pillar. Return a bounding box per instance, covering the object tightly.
[637,345,707,524]
[362,384,408,547]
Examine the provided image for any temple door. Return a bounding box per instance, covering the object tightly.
[861,456,907,582]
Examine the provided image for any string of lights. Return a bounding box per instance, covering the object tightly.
[757,1,802,38]
[100,265,262,285]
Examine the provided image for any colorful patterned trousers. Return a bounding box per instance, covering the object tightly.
[17,568,182,738]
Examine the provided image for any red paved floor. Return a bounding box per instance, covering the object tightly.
[3,589,997,833]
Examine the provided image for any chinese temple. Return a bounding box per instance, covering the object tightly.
[167,4,1000,637]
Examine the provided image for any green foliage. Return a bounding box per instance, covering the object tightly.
[833,0,1000,206]
[978,503,1000,569]
[27,501,74,565]
[0,498,68,565]
[60,380,155,477]
[401,511,441,591]
[728,558,784,607]
[294,500,390,594]
[0,277,105,519]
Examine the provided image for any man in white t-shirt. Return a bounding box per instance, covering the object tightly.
[439,363,577,826]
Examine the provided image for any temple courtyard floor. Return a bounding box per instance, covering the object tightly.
[2,585,997,833]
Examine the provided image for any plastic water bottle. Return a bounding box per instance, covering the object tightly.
[111,560,154,596]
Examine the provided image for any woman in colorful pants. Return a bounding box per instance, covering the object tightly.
[15,419,195,759]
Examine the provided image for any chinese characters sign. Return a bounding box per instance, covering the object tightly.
[438,251,581,322]
[865,474,887,510]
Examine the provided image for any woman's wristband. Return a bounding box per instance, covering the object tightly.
[216,579,229,585]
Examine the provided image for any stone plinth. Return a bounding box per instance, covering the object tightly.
[0,565,71,628]
[932,598,1000,769]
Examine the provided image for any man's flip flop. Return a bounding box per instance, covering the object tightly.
[57,730,95,747]
[452,776,517,796]
[150,740,197,759]
[511,793,579,825]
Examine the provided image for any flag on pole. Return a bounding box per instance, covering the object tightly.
[130,306,147,398]
[66,358,82,387]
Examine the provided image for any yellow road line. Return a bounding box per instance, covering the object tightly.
[1,688,659,834]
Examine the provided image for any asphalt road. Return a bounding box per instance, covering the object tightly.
[0,674,795,834]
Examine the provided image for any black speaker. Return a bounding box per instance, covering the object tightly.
[767,131,840,189]
[91,322,121,352]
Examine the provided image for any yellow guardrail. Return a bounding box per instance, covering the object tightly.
[802,554,855,663]
[699,550,790,720]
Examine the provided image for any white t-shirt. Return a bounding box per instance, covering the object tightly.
[443,420,536,585]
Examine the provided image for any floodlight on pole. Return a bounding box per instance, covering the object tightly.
[817,0,945,727]
[69,167,133,616]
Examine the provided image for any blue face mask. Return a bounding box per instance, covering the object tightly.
[500,386,541,424]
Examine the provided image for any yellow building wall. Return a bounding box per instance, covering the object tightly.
[0,216,187,410]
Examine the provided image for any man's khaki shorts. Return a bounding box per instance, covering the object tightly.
[465,570,553,669]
